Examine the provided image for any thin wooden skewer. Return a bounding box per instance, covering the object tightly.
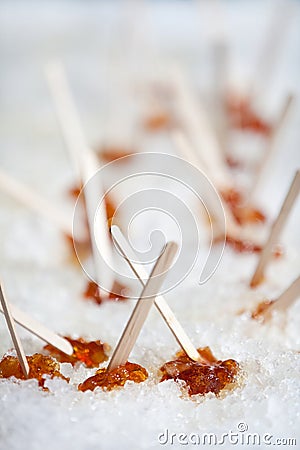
[250,170,300,287]
[263,275,300,320]
[0,169,73,237]
[111,225,202,362]
[0,284,29,378]
[46,60,114,293]
[108,241,178,371]
[251,93,295,198]
[0,302,73,355]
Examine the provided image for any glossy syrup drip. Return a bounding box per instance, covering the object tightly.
[160,347,239,396]
[0,353,69,388]
[78,361,148,392]
[44,337,110,368]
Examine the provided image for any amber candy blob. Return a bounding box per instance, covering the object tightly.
[226,155,243,169]
[225,235,262,254]
[68,182,116,227]
[219,235,284,258]
[143,112,173,131]
[251,300,275,321]
[221,189,266,226]
[103,194,117,229]
[0,353,69,388]
[213,234,262,254]
[64,233,91,264]
[160,347,239,397]
[83,280,128,305]
[98,147,134,163]
[68,184,82,199]
[44,337,110,368]
[78,361,148,392]
[225,95,272,136]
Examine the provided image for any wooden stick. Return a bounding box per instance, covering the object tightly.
[212,39,228,97]
[111,225,202,362]
[172,131,267,251]
[0,169,74,237]
[80,148,114,294]
[170,66,231,192]
[250,1,294,99]
[264,275,300,320]
[205,0,228,146]
[46,61,84,185]
[251,93,295,198]
[171,130,244,240]
[108,241,178,371]
[171,130,204,172]
[0,302,73,355]
[46,61,114,293]
[168,71,262,244]
[250,170,300,287]
[211,39,229,154]
[0,284,29,378]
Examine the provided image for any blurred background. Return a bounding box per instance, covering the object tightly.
[0,0,300,260]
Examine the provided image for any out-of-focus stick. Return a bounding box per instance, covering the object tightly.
[212,40,228,99]
[251,94,295,198]
[171,130,241,239]
[81,148,114,294]
[264,275,300,320]
[250,170,300,287]
[0,284,29,378]
[46,61,84,185]
[211,40,229,153]
[170,66,231,192]
[251,1,294,98]
[0,169,73,237]
[0,302,73,355]
[46,61,113,293]
[107,241,178,371]
[111,225,202,362]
